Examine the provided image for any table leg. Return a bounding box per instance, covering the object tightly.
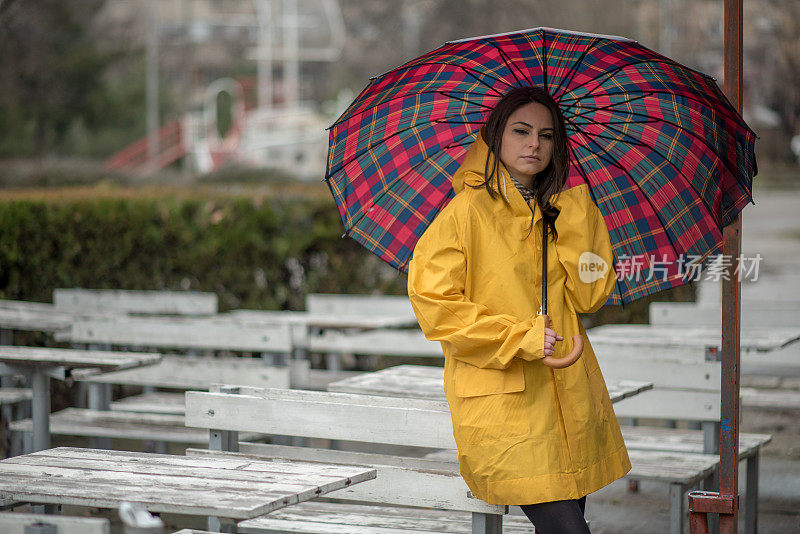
[88,383,111,449]
[31,368,50,452]
[31,503,59,514]
[207,516,237,533]
[0,328,12,345]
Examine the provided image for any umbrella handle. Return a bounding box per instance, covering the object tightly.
[540,315,584,369]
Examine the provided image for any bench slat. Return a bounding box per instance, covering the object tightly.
[186,390,456,449]
[57,318,292,352]
[623,427,772,458]
[10,408,261,444]
[0,512,109,534]
[612,389,720,421]
[625,450,719,485]
[740,387,800,410]
[54,288,218,315]
[240,502,535,534]
[111,392,185,414]
[75,355,291,390]
[0,388,32,405]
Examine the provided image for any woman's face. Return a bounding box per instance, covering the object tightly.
[499,102,555,188]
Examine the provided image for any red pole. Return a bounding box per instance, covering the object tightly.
[719,0,743,532]
[687,1,743,533]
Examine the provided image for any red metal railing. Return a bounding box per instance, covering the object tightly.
[103,119,185,173]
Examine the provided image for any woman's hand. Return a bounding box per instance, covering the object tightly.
[539,316,584,369]
[543,326,563,356]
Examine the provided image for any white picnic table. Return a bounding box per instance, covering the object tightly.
[585,324,800,352]
[327,364,652,402]
[0,346,160,452]
[0,447,376,531]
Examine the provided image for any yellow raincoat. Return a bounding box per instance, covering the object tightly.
[407,136,631,505]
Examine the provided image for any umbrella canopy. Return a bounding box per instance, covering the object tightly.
[325,27,757,305]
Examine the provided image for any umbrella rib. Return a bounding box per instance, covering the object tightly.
[435,119,489,125]
[566,103,747,189]
[567,142,628,305]
[542,30,549,92]
[326,106,487,181]
[565,88,748,128]
[565,92,653,119]
[328,63,509,130]
[558,66,744,127]
[341,131,479,232]
[567,119,683,262]
[549,37,604,100]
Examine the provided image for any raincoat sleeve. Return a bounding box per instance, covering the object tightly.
[553,186,616,313]
[407,199,546,370]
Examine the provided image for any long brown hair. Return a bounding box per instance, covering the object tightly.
[474,86,569,239]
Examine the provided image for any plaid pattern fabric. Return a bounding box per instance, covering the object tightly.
[326,27,757,305]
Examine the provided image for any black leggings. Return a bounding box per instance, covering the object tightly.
[519,496,589,534]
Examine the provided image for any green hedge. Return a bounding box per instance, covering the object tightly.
[0,192,408,310]
[0,188,692,322]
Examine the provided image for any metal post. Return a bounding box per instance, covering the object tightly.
[208,386,240,533]
[0,328,12,345]
[88,382,112,449]
[282,0,299,108]
[146,0,160,171]
[31,368,50,452]
[471,512,502,534]
[718,1,744,532]
[256,0,274,110]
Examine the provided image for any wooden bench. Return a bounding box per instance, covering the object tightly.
[0,512,109,534]
[305,293,419,371]
[9,354,292,450]
[53,288,218,316]
[74,354,293,411]
[306,293,416,321]
[184,386,532,534]
[56,316,355,390]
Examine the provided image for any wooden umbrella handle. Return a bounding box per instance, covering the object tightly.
[540,315,584,369]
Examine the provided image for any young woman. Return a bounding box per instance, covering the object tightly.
[407,86,630,533]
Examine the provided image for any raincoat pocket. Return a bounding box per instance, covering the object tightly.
[453,359,529,443]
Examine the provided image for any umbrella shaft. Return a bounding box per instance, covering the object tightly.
[541,223,548,316]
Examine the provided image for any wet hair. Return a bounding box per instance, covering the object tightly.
[474,85,569,239]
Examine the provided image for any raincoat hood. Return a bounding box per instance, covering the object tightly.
[451,135,561,221]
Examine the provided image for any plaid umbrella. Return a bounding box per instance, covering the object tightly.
[325,27,757,305]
